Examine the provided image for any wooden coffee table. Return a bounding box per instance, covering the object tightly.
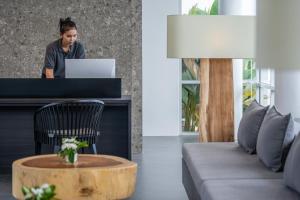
[12,154,137,200]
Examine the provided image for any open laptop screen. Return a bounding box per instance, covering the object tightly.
[65,59,115,78]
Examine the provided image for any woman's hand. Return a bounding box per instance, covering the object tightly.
[45,68,54,79]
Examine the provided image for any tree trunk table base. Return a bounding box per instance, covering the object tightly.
[13,154,137,200]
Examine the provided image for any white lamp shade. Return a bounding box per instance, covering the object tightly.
[167,15,255,58]
[256,0,300,69]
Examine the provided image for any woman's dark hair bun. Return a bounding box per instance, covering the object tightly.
[65,17,72,22]
[59,17,77,34]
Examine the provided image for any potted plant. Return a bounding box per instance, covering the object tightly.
[22,184,57,200]
[58,137,88,164]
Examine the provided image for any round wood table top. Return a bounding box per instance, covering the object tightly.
[19,154,128,169]
[13,154,137,200]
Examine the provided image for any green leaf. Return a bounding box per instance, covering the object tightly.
[182,66,196,80]
[182,86,189,102]
[182,84,199,131]
[22,186,31,195]
[210,0,218,15]
[188,4,209,15]
[77,141,89,149]
[69,151,75,163]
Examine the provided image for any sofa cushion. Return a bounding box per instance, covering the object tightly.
[238,100,269,154]
[182,143,282,193]
[284,133,300,194]
[257,106,294,172]
[200,179,300,200]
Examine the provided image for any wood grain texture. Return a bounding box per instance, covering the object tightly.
[199,58,234,142]
[13,154,137,200]
[22,155,122,168]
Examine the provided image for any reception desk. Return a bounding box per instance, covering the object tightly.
[0,79,131,173]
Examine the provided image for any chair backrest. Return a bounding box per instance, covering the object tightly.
[34,100,104,145]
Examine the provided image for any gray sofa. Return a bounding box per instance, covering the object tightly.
[182,142,300,200]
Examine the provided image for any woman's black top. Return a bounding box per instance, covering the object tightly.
[42,39,85,78]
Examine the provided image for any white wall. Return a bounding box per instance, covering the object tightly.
[256,0,300,120]
[142,0,181,136]
[218,0,256,140]
[275,69,300,117]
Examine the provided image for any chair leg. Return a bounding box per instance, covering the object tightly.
[35,142,41,155]
[53,145,60,153]
[92,144,97,154]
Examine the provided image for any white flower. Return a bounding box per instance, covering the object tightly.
[31,188,44,196]
[63,138,76,144]
[40,183,49,189]
[61,143,78,150]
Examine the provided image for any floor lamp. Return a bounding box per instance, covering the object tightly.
[167,15,255,142]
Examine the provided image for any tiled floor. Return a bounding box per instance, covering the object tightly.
[0,135,198,200]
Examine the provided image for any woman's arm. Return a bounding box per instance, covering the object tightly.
[43,45,56,78]
[76,42,85,59]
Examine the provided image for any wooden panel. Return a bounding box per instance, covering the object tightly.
[199,58,234,142]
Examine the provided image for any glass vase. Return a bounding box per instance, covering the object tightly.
[65,151,78,164]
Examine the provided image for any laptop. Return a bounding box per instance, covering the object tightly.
[65,59,115,78]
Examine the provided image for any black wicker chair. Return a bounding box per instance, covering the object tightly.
[34,100,104,154]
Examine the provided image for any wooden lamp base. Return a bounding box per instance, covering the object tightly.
[199,58,234,142]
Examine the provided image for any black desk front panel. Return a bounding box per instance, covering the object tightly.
[0,78,121,98]
[0,97,131,174]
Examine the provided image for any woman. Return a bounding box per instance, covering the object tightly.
[42,17,85,78]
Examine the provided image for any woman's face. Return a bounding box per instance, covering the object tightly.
[61,29,77,46]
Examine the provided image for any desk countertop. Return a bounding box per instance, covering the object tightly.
[0,96,131,106]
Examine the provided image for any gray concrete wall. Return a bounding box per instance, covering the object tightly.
[0,0,142,153]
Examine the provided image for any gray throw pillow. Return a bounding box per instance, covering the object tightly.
[238,100,269,154]
[284,133,300,193]
[257,106,295,172]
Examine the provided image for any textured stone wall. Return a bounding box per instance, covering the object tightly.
[0,0,142,153]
